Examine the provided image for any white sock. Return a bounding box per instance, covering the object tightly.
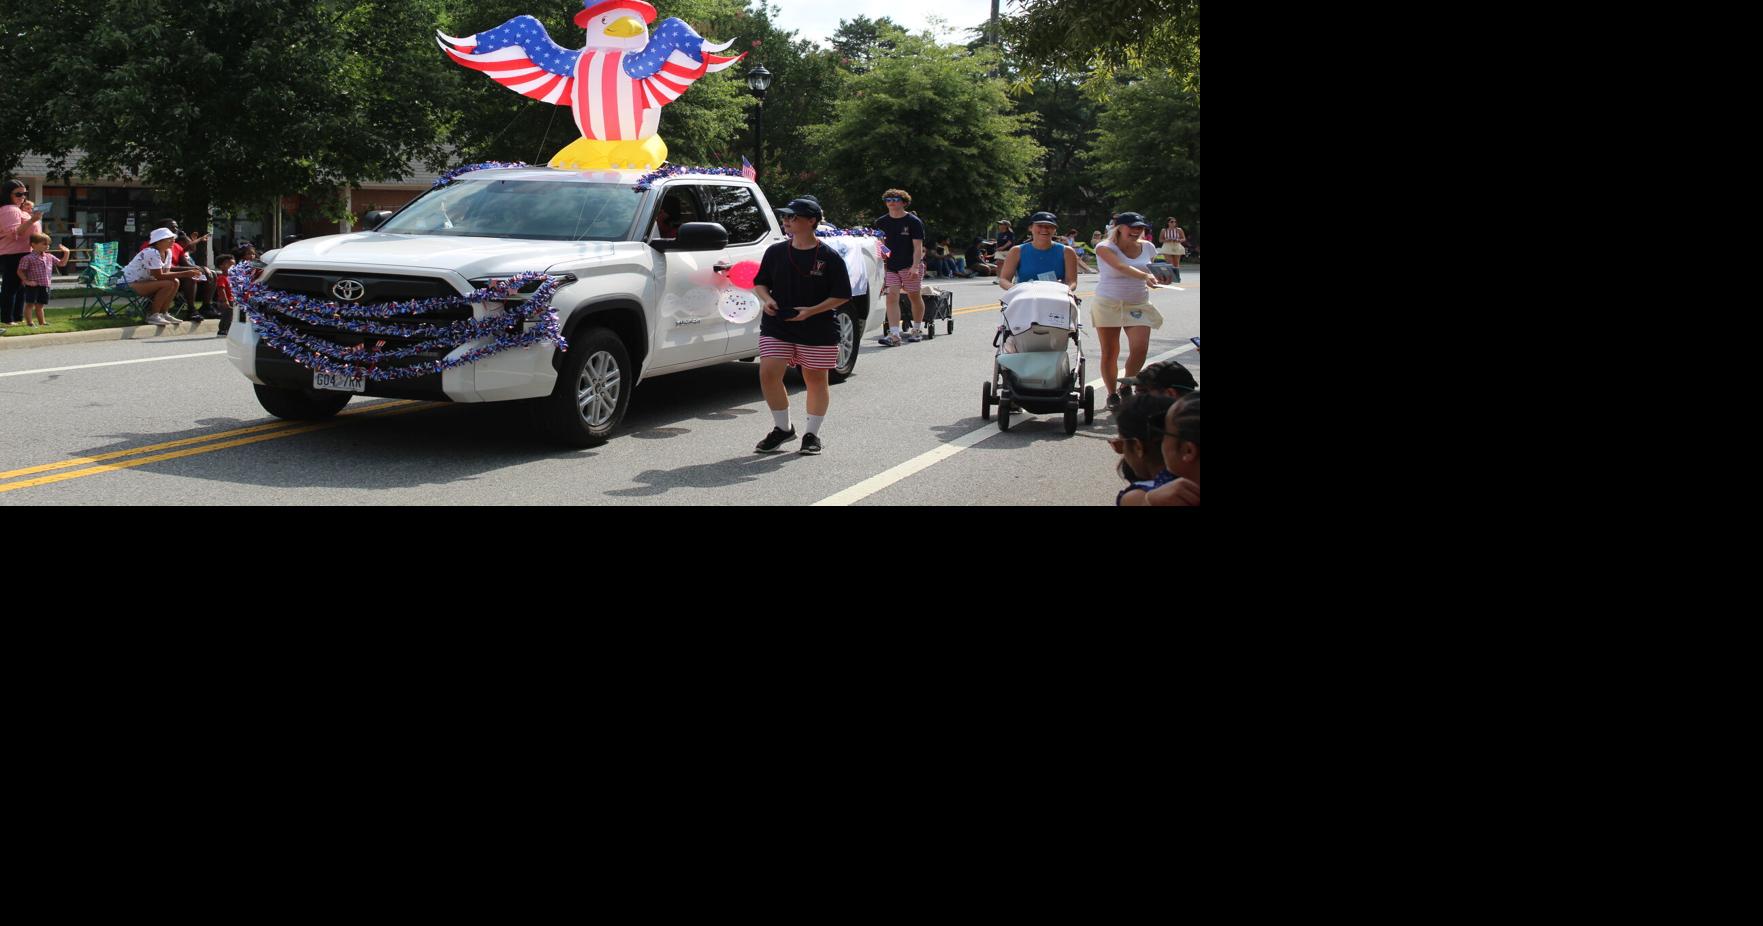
[806,415,825,436]
[772,409,791,430]
[890,325,902,337]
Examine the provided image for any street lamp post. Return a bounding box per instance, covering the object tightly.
[746,65,772,179]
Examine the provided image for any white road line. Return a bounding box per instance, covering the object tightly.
[0,350,227,378]
[814,344,1197,506]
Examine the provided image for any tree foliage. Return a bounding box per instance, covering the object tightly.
[1,0,1199,242]
[10,0,455,224]
[1000,0,1201,92]
[808,44,1042,236]
[1088,76,1200,237]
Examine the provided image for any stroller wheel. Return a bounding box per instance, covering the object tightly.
[981,382,993,422]
[1064,404,1078,434]
[997,392,1012,432]
[1083,386,1095,424]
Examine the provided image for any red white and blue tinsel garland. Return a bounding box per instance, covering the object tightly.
[432,161,531,188]
[633,165,745,191]
[231,265,569,382]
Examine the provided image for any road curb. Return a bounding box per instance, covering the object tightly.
[0,320,223,351]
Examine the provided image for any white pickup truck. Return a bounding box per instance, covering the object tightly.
[226,165,885,445]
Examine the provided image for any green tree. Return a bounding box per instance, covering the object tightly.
[1016,73,1108,230]
[722,3,843,206]
[1087,76,1199,237]
[14,0,455,225]
[827,16,914,74]
[1000,0,1200,92]
[808,44,1042,236]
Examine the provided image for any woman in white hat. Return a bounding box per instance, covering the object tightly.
[122,228,204,325]
[1092,212,1165,409]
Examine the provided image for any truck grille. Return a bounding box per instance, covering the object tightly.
[253,271,471,392]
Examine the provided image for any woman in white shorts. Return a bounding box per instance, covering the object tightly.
[1092,212,1165,408]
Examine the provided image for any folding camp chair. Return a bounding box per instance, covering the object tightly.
[77,242,149,320]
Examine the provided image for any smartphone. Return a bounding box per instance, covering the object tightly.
[1190,336,1201,350]
[30,202,52,217]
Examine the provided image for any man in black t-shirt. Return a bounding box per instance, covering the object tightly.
[872,187,926,345]
[750,195,851,455]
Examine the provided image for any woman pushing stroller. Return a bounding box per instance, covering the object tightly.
[997,212,1080,293]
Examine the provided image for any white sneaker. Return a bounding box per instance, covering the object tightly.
[149,314,171,325]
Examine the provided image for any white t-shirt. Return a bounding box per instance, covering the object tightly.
[1096,238,1156,302]
[122,247,168,284]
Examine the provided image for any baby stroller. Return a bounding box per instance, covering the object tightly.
[981,281,1095,434]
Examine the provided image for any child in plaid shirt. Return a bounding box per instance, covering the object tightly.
[18,233,69,328]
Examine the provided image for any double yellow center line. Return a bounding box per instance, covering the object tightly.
[0,400,442,495]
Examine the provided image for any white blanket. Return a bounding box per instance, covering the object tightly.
[999,281,1075,335]
[819,236,877,297]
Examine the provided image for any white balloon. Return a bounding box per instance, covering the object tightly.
[719,290,761,324]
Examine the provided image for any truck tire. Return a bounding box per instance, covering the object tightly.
[536,326,632,447]
[254,383,352,420]
[829,306,861,384]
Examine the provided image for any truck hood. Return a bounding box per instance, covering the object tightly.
[266,232,628,280]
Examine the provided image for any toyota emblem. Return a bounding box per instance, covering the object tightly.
[332,279,366,301]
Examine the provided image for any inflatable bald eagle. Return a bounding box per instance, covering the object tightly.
[439,0,745,170]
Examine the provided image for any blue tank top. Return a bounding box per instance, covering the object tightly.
[1015,242,1067,283]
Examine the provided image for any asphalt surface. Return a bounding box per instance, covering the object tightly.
[0,270,1199,505]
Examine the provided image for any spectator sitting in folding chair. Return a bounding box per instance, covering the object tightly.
[123,228,205,326]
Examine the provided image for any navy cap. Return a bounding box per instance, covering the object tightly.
[1119,359,1197,392]
[1028,211,1058,226]
[1115,212,1151,229]
[777,196,823,219]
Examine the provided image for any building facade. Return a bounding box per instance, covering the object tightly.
[9,154,444,270]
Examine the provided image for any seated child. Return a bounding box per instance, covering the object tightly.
[1111,392,1180,506]
[1145,391,1200,506]
[212,253,238,335]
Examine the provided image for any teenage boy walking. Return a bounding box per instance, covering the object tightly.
[751,196,851,455]
[872,188,927,345]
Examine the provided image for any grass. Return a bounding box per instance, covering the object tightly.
[0,296,220,337]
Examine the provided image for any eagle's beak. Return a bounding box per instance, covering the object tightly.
[603,17,645,39]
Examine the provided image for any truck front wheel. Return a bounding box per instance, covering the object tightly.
[536,326,632,447]
[829,307,861,384]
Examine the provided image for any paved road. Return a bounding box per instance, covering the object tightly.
[0,272,1199,505]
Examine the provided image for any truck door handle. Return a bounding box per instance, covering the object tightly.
[713,261,734,273]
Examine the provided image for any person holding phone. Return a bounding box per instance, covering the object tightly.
[1093,212,1166,409]
[1,179,46,327]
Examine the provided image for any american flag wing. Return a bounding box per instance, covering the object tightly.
[622,17,746,108]
[437,16,579,106]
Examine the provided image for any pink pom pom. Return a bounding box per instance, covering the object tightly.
[727,260,761,289]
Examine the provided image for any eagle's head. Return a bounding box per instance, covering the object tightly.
[575,0,655,52]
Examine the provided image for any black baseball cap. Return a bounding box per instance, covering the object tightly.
[1028,211,1058,227]
[777,196,824,219]
[1119,359,1198,392]
[1115,212,1152,229]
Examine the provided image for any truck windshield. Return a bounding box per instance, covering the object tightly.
[379,179,641,241]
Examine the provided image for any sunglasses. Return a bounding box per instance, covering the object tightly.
[883,197,903,203]
[10,191,26,198]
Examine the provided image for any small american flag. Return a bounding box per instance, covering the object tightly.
[741,156,756,181]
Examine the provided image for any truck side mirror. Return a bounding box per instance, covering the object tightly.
[651,221,728,253]
[362,210,395,231]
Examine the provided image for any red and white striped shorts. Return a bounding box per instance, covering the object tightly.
[884,266,923,293]
[759,336,839,370]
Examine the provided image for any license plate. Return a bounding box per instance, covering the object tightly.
[314,371,366,393]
